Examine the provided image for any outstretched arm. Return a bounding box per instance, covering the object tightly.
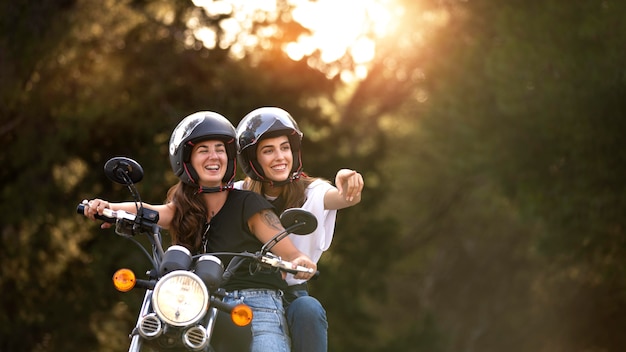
[83,198,175,229]
[324,169,364,210]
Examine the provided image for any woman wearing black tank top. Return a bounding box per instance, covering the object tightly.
[84,111,316,352]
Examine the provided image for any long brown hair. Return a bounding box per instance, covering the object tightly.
[166,182,208,252]
[242,173,326,214]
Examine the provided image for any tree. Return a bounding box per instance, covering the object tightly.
[370,0,626,350]
[0,0,338,350]
[4,0,626,350]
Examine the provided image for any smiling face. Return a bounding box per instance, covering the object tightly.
[256,135,293,183]
[190,140,228,187]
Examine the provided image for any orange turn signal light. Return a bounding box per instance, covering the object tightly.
[112,268,136,292]
[231,304,253,327]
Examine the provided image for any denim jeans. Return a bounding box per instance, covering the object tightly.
[223,289,290,352]
[284,284,328,352]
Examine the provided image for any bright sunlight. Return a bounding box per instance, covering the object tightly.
[191,0,397,81]
[285,0,391,63]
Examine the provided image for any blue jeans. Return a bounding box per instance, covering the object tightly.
[284,284,328,352]
[223,289,290,352]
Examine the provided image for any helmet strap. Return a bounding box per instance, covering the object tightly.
[183,162,200,185]
[196,183,233,194]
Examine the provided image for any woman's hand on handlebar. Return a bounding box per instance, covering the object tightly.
[288,254,317,281]
[82,199,113,229]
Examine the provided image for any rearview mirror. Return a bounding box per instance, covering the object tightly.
[104,157,144,185]
[261,208,318,254]
[280,208,317,235]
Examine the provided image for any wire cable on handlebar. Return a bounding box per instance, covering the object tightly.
[115,168,164,269]
[116,168,144,225]
[125,236,158,272]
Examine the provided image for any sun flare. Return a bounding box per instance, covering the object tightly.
[286,0,392,64]
[192,0,397,80]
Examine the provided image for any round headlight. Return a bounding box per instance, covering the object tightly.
[152,271,209,326]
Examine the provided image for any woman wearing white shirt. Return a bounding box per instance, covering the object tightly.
[234,107,364,352]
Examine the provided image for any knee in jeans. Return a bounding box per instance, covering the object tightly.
[287,296,326,322]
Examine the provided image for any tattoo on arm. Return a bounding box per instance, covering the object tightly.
[260,209,283,231]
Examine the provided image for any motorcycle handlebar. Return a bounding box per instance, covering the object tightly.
[260,254,320,278]
[78,202,320,277]
[77,203,139,222]
[76,203,117,223]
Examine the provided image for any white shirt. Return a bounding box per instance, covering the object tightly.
[233,179,337,286]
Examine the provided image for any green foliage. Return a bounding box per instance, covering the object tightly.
[375,0,626,350]
[1,0,363,350]
[378,313,447,352]
[3,0,626,351]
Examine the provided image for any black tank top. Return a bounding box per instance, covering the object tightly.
[204,189,287,291]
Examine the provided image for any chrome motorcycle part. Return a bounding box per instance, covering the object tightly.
[183,325,209,351]
[137,313,163,339]
[152,271,209,327]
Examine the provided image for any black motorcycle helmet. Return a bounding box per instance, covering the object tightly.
[169,111,237,192]
[236,107,303,186]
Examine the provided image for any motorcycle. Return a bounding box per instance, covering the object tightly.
[76,157,318,351]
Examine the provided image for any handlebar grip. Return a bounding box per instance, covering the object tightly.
[259,255,320,278]
[284,267,320,279]
[76,204,116,223]
[278,261,320,278]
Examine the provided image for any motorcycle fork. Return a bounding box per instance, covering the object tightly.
[128,290,153,352]
[204,307,219,343]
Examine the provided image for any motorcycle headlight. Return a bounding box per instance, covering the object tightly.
[152,271,209,327]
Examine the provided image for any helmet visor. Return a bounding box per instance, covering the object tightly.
[237,113,300,152]
[169,115,204,156]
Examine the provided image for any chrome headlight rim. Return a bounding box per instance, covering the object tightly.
[152,270,209,327]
